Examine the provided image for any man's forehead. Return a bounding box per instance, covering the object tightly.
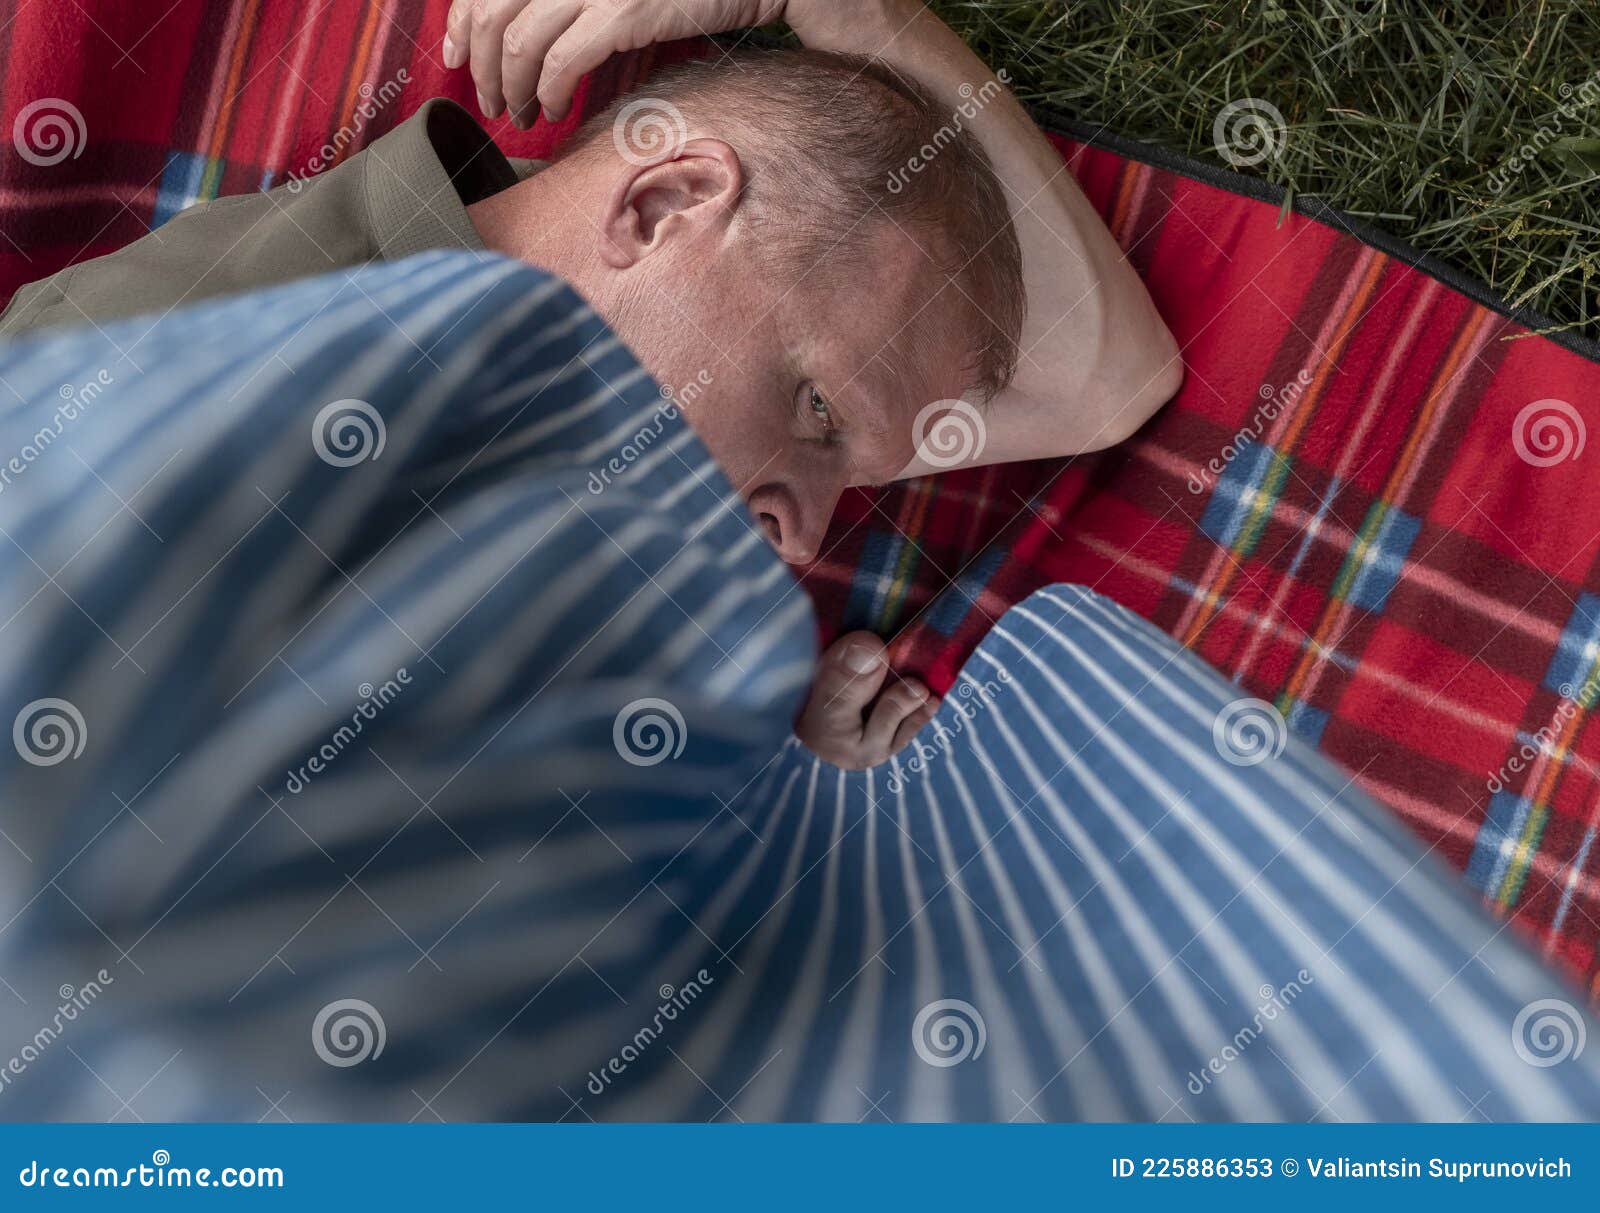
[832,345,965,485]
[857,258,973,388]
[784,224,978,473]
[827,290,972,411]
[835,351,924,431]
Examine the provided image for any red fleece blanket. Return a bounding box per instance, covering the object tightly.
[4,0,1599,998]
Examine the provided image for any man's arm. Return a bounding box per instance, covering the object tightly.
[446,0,1183,476]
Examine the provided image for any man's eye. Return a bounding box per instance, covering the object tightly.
[808,387,835,433]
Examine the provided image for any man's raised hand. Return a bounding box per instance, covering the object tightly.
[443,0,790,127]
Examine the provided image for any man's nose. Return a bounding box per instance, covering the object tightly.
[757,507,822,565]
[751,482,838,566]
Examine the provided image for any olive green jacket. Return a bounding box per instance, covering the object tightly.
[0,99,540,338]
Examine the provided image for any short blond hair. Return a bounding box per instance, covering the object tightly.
[568,48,1026,402]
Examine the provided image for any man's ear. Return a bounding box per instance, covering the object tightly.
[597,138,744,270]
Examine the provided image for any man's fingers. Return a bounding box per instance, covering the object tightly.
[443,0,472,68]
[445,0,795,122]
[863,678,931,754]
[500,2,579,128]
[467,0,526,118]
[792,636,943,769]
[537,7,627,121]
[891,698,940,754]
[796,632,890,741]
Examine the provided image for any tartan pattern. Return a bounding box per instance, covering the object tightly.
[0,0,696,296]
[2,1,1598,996]
[805,140,1600,997]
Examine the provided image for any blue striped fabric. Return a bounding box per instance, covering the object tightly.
[0,253,814,1120]
[686,589,1600,1121]
[0,253,1595,1122]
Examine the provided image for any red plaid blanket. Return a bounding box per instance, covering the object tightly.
[4,0,1598,997]
[811,133,1600,998]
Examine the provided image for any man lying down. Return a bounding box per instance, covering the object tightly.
[4,14,1599,1127]
[0,0,1182,769]
[4,259,1598,1120]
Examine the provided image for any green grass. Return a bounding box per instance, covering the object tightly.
[926,0,1600,342]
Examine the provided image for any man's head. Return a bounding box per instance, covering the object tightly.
[471,48,1025,563]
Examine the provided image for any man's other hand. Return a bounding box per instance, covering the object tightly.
[794,632,940,769]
